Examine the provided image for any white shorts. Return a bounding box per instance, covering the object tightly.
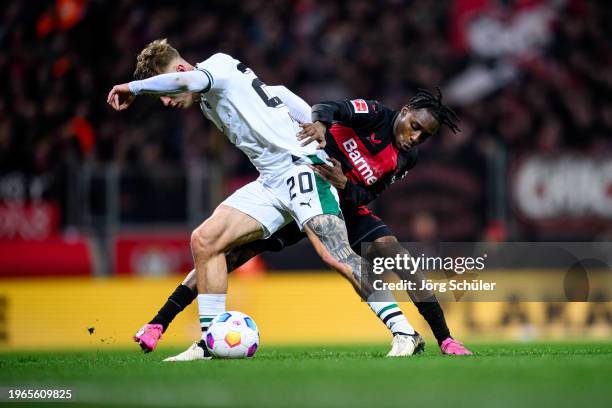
[222,163,341,238]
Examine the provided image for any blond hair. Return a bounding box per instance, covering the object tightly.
[133,38,181,79]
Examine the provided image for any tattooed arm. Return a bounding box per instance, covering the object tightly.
[304,214,374,299]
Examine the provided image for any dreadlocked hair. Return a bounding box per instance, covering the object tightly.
[408,87,460,134]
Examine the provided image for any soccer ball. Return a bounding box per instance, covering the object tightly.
[205,311,260,358]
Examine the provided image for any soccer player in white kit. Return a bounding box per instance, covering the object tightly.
[108,39,421,359]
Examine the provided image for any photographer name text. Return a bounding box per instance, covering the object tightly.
[373,279,497,292]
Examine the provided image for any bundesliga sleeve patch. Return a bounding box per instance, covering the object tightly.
[350,99,369,113]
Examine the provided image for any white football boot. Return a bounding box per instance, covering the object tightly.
[163,341,213,362]
[386,332,425,357]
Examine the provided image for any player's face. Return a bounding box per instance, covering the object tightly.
[393,107,439,151]
[159,93,197,109]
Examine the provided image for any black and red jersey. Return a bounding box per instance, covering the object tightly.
[312,99,418,210]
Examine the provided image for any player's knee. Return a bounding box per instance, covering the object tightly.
[369,235,404,259]
[190,226,221,260]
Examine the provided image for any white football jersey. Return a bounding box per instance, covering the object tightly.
[195,53,319,180]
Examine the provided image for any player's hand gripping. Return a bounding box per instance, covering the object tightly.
[297,121,327,149]
[311,158,347,190]
[107,83,136,111]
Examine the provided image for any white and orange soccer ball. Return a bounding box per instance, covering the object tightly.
[205,311,260,359]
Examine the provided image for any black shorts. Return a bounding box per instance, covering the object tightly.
[267,205,392,256]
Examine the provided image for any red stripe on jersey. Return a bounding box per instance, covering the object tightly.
[330,124,399,186]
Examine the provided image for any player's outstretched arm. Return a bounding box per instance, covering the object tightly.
[127,70,210,96]
[107,70,211,111]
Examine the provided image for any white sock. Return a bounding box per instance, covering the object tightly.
[197,294,226,339]
[367,292,415,335]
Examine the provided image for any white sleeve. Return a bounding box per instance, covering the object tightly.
[195,53,239,92]
[268,85,312,124]
[128,70,210,95]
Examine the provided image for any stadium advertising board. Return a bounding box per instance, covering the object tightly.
[1,273,610,350]
[511,153,612,235]
[113,232,193,276]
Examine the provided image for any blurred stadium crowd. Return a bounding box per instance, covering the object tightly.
[1,0,611,245]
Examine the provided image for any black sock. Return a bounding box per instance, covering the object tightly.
[414,297,451,345]
[149,284,197,332]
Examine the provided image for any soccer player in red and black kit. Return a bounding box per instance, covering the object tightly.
[137,89,472,356]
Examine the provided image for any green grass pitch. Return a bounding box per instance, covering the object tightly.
[1,343,611,408]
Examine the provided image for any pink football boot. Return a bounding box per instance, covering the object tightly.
[133,324,163,353]
[440,338,473,355]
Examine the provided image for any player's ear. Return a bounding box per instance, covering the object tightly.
[175,64,187,72]
[400,105,410,117]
